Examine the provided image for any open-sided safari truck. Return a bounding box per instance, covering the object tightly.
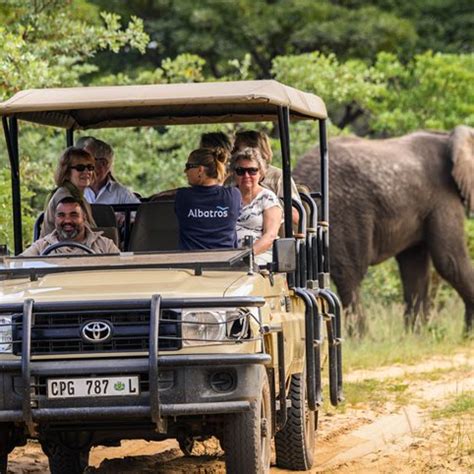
[0,80,343,473]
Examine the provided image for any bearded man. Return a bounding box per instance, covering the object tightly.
[21,197,119,256]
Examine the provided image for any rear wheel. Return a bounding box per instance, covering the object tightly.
[224,372,271,473]
[44,443,89,474]
[275,372,317,470]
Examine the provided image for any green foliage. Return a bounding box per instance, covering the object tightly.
[369,52,474,133]
[431,391,474,419]
[0,0,149,248]
[0,1,148,99]
[273,51,474,133]
[362,0,474,55]
[0,156,40,246]
[88,0,420,78]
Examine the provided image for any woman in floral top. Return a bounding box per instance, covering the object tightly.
[231,147,282,264]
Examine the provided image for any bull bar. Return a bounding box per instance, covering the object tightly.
[0,295,269,432]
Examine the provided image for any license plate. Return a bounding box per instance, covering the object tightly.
[47,376,140,399]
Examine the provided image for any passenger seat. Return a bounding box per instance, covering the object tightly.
[90,204,120,247]
[128,201,179,252]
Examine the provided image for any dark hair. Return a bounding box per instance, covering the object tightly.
[188,147,230,183]
[55,196,87,219]
[56,196,82,207]
[200,132,233,153]
[233,130,273,163]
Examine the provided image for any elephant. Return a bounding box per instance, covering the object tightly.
[293,126,474,336]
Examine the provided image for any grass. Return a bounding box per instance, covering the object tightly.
[431,391,474,419]
[341,378,409,408]
[342,296,473,372]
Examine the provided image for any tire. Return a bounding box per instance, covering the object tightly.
[224,372,271,474]
[45,443,89,474]
[275,372,317,470]
[178,436,195,456]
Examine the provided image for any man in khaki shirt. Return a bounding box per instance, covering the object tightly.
[22,197,119,256]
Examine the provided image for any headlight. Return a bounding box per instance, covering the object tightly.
[181,308,251,346]
[0,315,13,353]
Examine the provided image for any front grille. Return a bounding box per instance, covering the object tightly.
[12,309,181,355]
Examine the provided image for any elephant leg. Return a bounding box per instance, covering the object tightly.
[332,274,366,338]
[427,208,474,334]
[396,244,431,332]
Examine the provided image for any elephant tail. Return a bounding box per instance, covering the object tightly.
[450,125,474,212]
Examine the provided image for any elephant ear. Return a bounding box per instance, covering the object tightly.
[450,125,474,212]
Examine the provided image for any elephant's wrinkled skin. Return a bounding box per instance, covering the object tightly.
[294,126,474,335]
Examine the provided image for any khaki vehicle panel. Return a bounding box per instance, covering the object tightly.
[0,80,342,474]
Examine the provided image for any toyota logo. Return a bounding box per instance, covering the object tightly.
[81,321,113,344]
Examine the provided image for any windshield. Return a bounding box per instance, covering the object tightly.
[0,248,252,279]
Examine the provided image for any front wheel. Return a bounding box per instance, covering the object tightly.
[44,443,89,474]
[224,372,272,473]
[275,372,317,470]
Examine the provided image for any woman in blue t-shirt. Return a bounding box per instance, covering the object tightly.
[175,147,241,250]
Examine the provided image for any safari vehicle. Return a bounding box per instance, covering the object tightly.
[0,81,343,473]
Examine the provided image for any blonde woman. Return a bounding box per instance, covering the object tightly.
[175,147,241,250]
[41,147,96,237]
[231,147,282,263]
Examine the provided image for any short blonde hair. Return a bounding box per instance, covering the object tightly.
[233,130,273,163]
[230,147,267,179]
[54,147,95,187]
[188,147,230,183]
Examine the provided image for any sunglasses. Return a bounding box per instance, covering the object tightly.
[69,164,95,172]
[235,167,259,176]
[184,163,201,170]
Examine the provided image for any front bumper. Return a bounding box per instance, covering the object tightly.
[0,294,268,428]
[0,353,270,423]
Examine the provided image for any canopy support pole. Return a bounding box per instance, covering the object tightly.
[277,106,293,239]
[66,128,74,147]
[2,116,23,254]
[319,119,329,273]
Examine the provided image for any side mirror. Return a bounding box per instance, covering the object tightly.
[271,238,297,273]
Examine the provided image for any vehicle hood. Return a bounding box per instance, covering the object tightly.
[0,268,256,304]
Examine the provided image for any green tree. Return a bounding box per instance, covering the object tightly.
[273,51,474,134]
[0,0,148,99]
[0,0,149,247]
[88,0,418,78]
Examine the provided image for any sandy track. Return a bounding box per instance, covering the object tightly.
[6,350,473,473]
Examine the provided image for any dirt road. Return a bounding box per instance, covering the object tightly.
[7,350,473,473]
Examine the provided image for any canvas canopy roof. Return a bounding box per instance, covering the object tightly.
[0,80,327,130]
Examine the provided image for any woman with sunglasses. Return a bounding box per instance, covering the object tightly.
[233,130,301,225]
[40,147,97,237]
[231,147,283,264]
[175,147,241,250]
